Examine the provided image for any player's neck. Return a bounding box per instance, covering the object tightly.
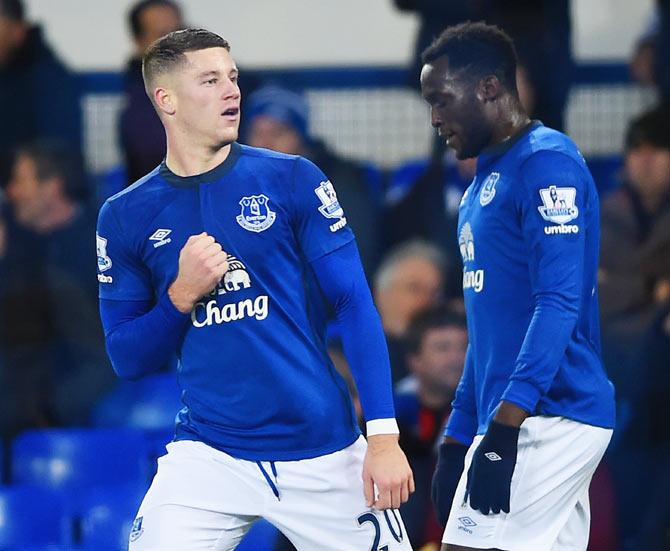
[490,104,531,148]
[165,140,232,177]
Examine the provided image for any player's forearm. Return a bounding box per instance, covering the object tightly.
[444,345,477,444]
[501,292,579,413]
[310,242,396,422]
[337,298,396,422]
[100,293,190,380]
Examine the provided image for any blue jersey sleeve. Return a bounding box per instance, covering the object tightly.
[445,344,477,444]
[96,201,153,301]
[100,295,190,380]
[290,157,355,261]
[309,240,395,422]
[500,150,588,412]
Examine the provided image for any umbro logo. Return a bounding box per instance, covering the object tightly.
[150,229,172,248]
[484,452,502,462]
[457,516,477,535]
[458,517,477,527]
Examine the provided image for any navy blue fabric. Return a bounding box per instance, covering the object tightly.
[465,421,520,515]
[431,442,468,526]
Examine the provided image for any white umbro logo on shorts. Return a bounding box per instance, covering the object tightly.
[150,229,172,248]
[484,452,502,461]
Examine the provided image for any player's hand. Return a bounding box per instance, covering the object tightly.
[363,434,414,510]
[431,439,468,526]
[168,233,229,313]
[465,420,520,515]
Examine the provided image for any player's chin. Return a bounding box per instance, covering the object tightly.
[215,127,239,147]
[454,145,477,161]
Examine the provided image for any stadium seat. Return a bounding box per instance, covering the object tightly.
[11,428,151,492]
[237,519,282,550]
[0,486,69,547]
[77,484,147,550]
[92,373,182,431]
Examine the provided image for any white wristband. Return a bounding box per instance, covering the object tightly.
[366,418,400,436]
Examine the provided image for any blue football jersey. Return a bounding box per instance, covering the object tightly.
[445,122,615,444]
[96,143,361,460]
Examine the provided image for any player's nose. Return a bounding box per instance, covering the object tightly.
[430,107,443,129]
[222,79,240,100]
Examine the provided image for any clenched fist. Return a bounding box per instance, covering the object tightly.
[168,233,229,313]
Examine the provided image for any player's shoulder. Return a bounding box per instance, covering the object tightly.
[98,165,171,229]
[523,124,586,168]
[239,144,300,163]
[104,165,166,207]
[238,144,322,175]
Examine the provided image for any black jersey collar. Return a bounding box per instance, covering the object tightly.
[159,142,241,187]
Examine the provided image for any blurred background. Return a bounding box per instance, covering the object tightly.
[0,0,669,550]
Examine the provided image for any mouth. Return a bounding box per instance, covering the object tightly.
[441,130,457,147]
[221,107,240,120]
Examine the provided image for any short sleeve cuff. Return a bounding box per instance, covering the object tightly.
[444,408,478,445]
[501,379,541,415]
[366,418,399,436]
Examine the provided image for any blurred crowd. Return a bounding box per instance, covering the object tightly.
[0,0,669,549]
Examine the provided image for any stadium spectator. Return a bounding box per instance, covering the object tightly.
[600,106,670,322]
[243,85,382,276]
[383,156,475,298]
[630,0,670,105]
[0,0,81,186]
[394,305,467,549]
[373,240,446,383]
[0,142,114,437]
[119,0,184,186]
[610,216,670,550]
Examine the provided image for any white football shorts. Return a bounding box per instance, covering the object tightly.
[443,416,612,551]
[129,435,413,550]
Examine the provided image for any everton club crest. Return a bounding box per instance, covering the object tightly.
[479,172,500,206]
[236,194,276,233]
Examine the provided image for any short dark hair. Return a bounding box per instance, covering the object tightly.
[421,21,518,91]
[405,304,467,355]
[142,28,230,94]
[16,141,87,201]
[0,0,24,21]
[128,0,181,39]
[625,105,670,151]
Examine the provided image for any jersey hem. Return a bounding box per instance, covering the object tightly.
[174,428,362,462]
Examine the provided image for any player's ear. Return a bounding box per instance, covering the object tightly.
[478,75,502,103]
[154,86,176,116]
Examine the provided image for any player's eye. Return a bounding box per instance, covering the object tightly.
[205,78,218,85]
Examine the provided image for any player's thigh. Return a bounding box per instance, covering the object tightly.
[129,504,257,551]
[551,488,590,551]
[443,417,611,551]
[443,545,501,551]
[266,436,413,551]
[129,440,264,549]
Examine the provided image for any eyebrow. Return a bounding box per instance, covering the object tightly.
[197,68,239,79]
[197,70,220,79]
